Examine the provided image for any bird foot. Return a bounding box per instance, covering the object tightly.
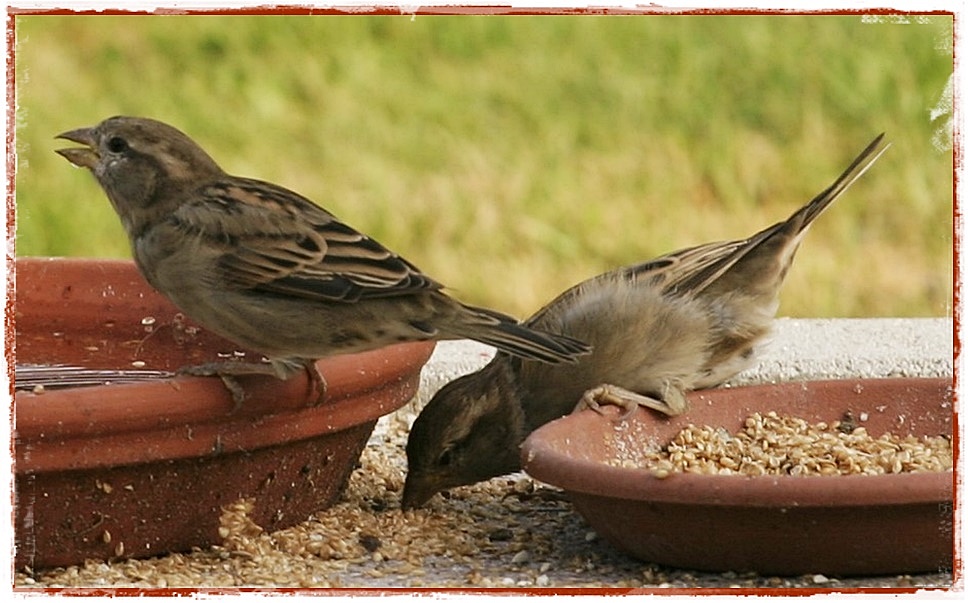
[575,384,687,419]
[179,358,328,410]
[178,361,271,411]
[302,360,328,406]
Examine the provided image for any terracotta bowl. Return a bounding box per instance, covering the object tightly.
[521,378,954,576]
[13,257,435,570]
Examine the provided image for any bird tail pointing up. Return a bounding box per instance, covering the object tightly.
[792,132,891,231]
[678,133,890,295]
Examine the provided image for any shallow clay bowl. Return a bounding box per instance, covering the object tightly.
[14,257,435,570]
[521,378,954,576]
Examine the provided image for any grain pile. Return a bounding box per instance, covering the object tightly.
[612,411,953,478]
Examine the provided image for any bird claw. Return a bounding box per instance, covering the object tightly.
[303,360,328,406]
[219,374,248,411]
[575,384,687,419]
[575,385,641,420]
[177,362,256,411]
[177,358,329,409]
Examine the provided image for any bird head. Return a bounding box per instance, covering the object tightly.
[403,359,526,509]
[56,116,223,235]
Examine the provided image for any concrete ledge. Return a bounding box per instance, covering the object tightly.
[414,318,954,405]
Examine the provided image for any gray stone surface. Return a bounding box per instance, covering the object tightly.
[730,317,954,383]
[410,318,954,405]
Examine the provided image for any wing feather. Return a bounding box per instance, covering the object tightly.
[172,178,442,302]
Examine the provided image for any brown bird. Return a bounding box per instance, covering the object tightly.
[55,116,590,406]
[403,134,889,508]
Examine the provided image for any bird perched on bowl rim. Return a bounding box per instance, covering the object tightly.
[55,116,591,407]
[403,133,890,508]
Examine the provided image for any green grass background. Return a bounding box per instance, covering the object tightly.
[13,14,954,319]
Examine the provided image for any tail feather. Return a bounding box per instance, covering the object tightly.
[795,132,890,229]
[679,133,890,295]
[447,304,592,364]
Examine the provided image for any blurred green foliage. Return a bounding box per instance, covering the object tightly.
[14,14,953,317]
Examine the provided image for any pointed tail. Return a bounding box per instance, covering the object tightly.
[679,133,890,295]
[445,303,592,364]
[793,132,891,230]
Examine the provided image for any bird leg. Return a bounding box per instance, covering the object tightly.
[177,358,327,410]
[301,359,328,406]
[576,383,689,418]
[177,361,273,410]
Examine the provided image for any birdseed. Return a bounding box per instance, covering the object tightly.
[609,411,952,476]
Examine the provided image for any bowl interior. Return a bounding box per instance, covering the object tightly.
[521,377,954,575]
[15,257,266,371]
[522,378,954,506]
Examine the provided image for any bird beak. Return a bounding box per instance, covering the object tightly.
[55,127,99,169]
[401,473,441,510]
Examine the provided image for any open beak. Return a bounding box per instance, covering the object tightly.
[55,127,99,170]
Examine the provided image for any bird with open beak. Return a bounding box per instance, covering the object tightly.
[56,116,591,407]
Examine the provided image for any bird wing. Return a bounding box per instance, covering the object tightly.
[521,239,744,332]
[627,240,748,294]
[174,178,443,302]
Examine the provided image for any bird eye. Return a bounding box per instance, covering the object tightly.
[437,446,454,467]
[106,136,129,153]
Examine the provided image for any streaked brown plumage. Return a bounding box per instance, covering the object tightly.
[403,134,889,508]
[55,116,590,405]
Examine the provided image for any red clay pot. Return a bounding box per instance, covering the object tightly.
[521,377,954,576]
[13,257,435,570]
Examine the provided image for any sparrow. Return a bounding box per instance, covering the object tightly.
[403,134,889,508]
[55,116,590,406]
